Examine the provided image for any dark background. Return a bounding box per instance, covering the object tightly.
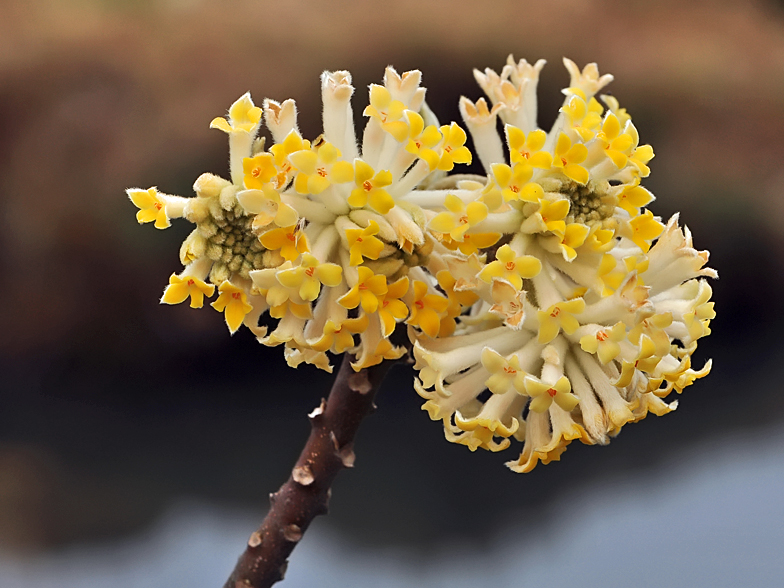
[1,0,782,561]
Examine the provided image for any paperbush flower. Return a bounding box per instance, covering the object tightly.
[129,56,716,472]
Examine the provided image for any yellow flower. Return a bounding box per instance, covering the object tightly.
[537,298,586,344]
[624,123,655,177]
[269,299,312,320]
[437,270,479,316]
[407,281,450,338]
[490,162,544,203]
[161,273,215,308]
[289,141,354,195]
[616,179,654,217]
[161,273,214,308]
[211,281,253,333]
[428,194,488,241]
[630,144,654,177]
[353,338,407,371]
[596,113,634,169]
[523,375,579,413]
[275,253,343,301]
[683,283,716,341]
[404,111,442,170]
[478,244,542,290]
[522,197,571,237]
[579,322,626,364]
[378,276,410,336]
[345,220,385,266]
[269,130,311,188]
[128,187,169,229]
[347,160,395,214]
[628,312,673,359]
[338,266,388,314]
[310,315,369,353]
[555,222,590,261]
[583,225,616,254]
[506,126,552,169]
[259,225,309,262]
[481,348,527,395]
[552,132,589,185]
[598,253,648,295]
[561,94,603,142]
[628,210,665,252]
[243,153,277,190]
[237,187,299,229]
[629,145,653,178]
[435,269,479,337]
[436,122,472,171]
[363,85,408,141]
[209,93,262,134]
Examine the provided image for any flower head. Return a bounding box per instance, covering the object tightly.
[130,57,715,472]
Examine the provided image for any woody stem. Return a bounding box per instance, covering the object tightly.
[222,353,396,588]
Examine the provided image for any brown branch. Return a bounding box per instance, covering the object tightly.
[223,353,396,588]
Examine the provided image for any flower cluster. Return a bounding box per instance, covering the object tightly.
[129,56,715,472]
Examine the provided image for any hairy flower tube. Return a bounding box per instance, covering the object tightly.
[129,56,715,472]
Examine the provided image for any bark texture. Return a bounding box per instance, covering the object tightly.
[223,354,395,588]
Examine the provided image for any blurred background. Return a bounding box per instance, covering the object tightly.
[2,0,784,585]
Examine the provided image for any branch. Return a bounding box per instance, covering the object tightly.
[223,353,396,588]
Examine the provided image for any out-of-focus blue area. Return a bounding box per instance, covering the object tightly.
[3,423,782,588]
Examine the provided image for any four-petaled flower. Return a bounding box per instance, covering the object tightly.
[310,315,369,353]
[596,112,634,169]
[407,281,449,338]
[481,348,527,395]
[161,273,215,308]
[552,132,589,184]
[276,253,343,301]
[338,266,388,314]
[378,276,410,336]
[479,244,542,290]
[537,298,586,343]
[128,187,169,229]
[260,225,310,261]
[404,111,442,169]
[243,153,277,190]
[363,85,408,141]
[269,130,311,188]
[579,322,626,364]
[522,197,571,236]
[616,179,653,217]
[436,123,472,171]
[210,93,262,134]
[627,210,665,252]
[211,281,254,333]
[523,375,579,413]
[554,223,590,261]
[490,162,544,203]
[429,194,488,241]
[561,94,603,142]
[346,220,385,266]
[289,141,354,195]
[347,160,395,214]
[506,126,552,169]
